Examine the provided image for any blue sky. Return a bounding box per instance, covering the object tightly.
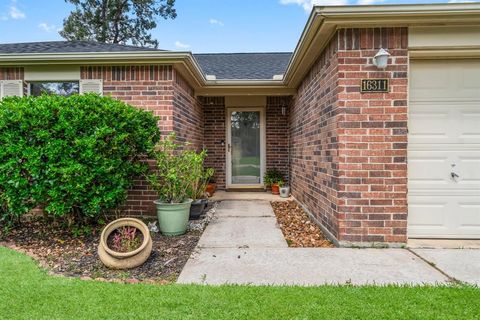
[0,0,463,53]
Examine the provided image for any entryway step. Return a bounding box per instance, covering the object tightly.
[226,188,265,192]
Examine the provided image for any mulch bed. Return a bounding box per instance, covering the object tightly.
[271,200,334,248]
[0,203,217,284]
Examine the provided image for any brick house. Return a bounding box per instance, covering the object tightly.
[1,3,479,246]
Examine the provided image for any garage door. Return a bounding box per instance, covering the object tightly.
[408,59,480,239]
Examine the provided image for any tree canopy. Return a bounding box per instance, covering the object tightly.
[60,0,176,48]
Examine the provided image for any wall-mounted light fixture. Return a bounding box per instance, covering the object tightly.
[372,48,391,70]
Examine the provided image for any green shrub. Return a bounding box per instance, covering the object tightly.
[0,94,160,225]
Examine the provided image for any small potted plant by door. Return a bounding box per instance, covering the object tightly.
[205,175,216,197]
[264,168,284,195]
[279,182,290,198]
[98,218,153,269]
[188,152,214,220]
[147,133,198,236]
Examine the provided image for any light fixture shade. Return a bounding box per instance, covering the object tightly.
[372,48,391,69]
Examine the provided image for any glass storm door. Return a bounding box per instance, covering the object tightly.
[227,108,265,188]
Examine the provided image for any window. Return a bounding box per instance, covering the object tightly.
[30,81,79,96]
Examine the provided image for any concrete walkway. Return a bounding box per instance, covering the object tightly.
[412,249,480,286]
[177,200,473,286]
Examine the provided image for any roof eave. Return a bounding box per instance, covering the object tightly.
[282,3,480,88]
[0,51,208,88]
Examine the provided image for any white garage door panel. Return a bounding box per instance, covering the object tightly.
[408,59,480,239]
[410,60,480,100]
[409,195,480,238]
[409,102,480,144]
[408,149,480,193]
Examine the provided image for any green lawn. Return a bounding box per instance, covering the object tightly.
[1,247,479,320]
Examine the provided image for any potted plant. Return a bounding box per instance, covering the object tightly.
[188,153,214,220]
[98,218,152,269]
[147,133,199,236]
[205,175,217,197]
[264,168,284,195]
[279,182,290,198]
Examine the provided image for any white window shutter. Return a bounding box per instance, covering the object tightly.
[0,80,23,99]
[79,79,103,96]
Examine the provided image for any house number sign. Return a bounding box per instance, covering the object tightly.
[360,79,389,93]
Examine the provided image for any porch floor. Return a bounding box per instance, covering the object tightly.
[177,199,460,286]
[210,190,291,202]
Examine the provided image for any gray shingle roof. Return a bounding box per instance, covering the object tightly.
[0,40,160,54]
[193,52,292,80]
[0,41,292,80]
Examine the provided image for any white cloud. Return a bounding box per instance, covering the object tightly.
[448,0,474,2]
[174,41,190,49]
[9,5,25,19]
[38,22,56,32]
[279,0,347,13]
[209,18,224,26]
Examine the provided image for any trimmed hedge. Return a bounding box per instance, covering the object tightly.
[0,94,160,224]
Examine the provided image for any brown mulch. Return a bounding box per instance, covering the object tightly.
[0,216,204,284]
[271,200,334,248]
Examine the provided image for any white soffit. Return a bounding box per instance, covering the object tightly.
[24,65,81,81]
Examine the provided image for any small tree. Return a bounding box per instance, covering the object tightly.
[60,0,177,48]
[0,94,160,226]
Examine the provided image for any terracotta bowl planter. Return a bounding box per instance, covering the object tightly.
[271,183,280,195]
[98,218,152,269]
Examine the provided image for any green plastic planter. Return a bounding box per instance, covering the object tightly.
[154,199,193,236]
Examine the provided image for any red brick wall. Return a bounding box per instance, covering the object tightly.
[81,65,203,217]
[266,96,290,181]
[202,97,226,189]
[0,67,24,80]
[80,65,175,134]
[173,73,204,150]
[290,35,341,239]
[336,28,408,244]
[290,28,409,245]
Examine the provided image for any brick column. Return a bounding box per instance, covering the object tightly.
[289,28,408,245]
[336,28,408,244]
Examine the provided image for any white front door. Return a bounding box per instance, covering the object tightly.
[226,108,266,188]
[408,59,480,239]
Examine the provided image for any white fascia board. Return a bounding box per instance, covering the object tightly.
[0,51,208,85]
